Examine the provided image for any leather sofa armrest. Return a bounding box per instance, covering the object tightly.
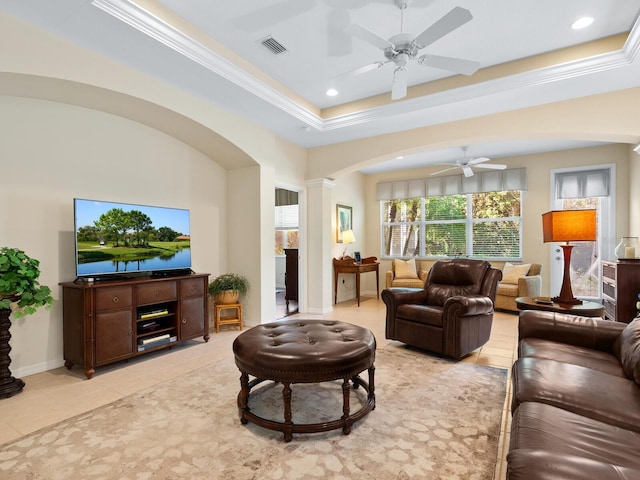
[517,275,542,297]
[382,288,429,339]
[418,270,428,282]
[518,310,625,352]
[444,294,495,317]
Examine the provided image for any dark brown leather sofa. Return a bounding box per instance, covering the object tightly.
[381,259,502,359]
[508,310,640,479]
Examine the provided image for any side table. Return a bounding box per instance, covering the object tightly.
[515,296,605,318]
[214,303,243,332]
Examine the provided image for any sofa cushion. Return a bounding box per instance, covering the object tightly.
[393,258,418,279]
[507,450,640,480]
[396,304,443,327]
[502,262,531,284]
[511,402,640,469]
[615,318,640,384]
[511,357,640,432]
[497,282,518,298]
[519,338,626,378]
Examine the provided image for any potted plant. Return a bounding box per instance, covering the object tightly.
[208,273,249,305]
[0,247,54,317]
[0,247,54,398]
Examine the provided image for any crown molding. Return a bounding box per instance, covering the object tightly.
[93,0,640,134]
[91,0,325,129]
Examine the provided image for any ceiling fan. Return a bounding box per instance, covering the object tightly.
[430,147,507,177]
[334,0,480,100]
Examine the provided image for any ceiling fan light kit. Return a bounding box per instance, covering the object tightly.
[335,0,480,100]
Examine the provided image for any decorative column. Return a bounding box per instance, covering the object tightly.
[305,178,335,313]
[0,301,25,398]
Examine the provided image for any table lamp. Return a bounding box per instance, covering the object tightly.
[542,209,596,305]
[341,229,356,259]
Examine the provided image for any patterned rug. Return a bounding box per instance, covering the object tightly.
[0,345,507,480]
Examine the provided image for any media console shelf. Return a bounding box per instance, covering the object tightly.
[60,273,210,379]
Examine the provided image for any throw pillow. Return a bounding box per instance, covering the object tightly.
[501,262,531,284]
[616,318,640,384]
[394,258,418,279]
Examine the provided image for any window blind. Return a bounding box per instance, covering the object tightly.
[555,169,610,199]
[376,168,527,201]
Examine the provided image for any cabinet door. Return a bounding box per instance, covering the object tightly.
[180,296,205,340]
[95,310,134,364]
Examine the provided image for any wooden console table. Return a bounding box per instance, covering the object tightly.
[333,256,379,307]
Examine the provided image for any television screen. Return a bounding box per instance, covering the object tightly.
[74,198,192,277]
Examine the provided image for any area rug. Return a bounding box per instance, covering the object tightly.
[0,345,507,480]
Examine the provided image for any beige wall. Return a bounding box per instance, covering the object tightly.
[364,144,632,297]
[0,96,227,376]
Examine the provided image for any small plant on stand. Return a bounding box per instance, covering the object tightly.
[208,273,249,305]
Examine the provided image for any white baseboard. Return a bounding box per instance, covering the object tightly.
[12,359,66,379]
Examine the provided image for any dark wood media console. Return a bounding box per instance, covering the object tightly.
[60,273,210,379]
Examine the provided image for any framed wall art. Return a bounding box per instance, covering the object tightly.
[336,204,352,243]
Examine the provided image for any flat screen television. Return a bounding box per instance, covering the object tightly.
[74,198,192,278]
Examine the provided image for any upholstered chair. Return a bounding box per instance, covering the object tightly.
[495,263,542,312]
[382,258,502,359]
[385,258,428,289]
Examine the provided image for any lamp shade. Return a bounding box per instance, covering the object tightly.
[341,229,356,244]
[542,209,596,243]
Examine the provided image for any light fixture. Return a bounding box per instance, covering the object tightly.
[542,209,596,305]
[326,88,338,96]
[341,229,356,258]
[633,143,640,154]
[571,16,594,30]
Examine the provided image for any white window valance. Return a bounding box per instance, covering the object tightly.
[376,168,527,201]
[555,169,610,199]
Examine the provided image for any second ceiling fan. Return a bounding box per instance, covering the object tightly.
[335,0,480,100]
[431,147,507,177]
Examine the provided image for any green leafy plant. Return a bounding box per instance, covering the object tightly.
[208,273,249,296]
[0,247,54,318]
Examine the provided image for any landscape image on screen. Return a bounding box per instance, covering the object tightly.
[74,198,191,276]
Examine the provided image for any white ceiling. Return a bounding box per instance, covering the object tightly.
[3,0,640,173]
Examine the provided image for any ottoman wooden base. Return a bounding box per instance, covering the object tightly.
[233,319,376,442]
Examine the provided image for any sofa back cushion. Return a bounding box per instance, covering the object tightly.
[615,317,640,383]
[501,262,531,284]
[393,258,418,279]
[425,259,490,307]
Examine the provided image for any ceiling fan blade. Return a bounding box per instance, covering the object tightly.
[412,6,473,49]
[468,156,491,165]
[327,8,352,56]
[474,163,507,170]
[430,166,460,176]
[333,61,387,81]
[348,24,395,50]
[391,67,408,100]
[462,165,474,177]
[232,0,316,32]
[418,54,480,76]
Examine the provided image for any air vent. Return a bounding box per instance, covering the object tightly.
[259,36,288,55]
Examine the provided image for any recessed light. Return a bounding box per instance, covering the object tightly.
[571,16,594,30]
[326,88,338,96]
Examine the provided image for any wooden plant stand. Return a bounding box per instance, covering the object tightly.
[0,307,25,398]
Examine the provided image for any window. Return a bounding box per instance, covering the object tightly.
[275,204,299,255]
[381,190,522,260]
[550,166,614,302]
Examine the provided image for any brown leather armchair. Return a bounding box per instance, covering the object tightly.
[382,259,502,359]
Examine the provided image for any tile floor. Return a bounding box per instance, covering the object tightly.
[0,295,518,479]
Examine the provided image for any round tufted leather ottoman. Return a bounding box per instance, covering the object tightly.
[232,319,376,442]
